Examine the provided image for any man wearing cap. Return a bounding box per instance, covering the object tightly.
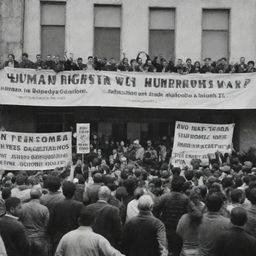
[214,207,256,256]
[19,188,49,256]
[201,58,215,73]
[122,195,168,256]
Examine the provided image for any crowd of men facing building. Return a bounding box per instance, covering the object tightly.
[2,52,256,74]
[0,136,256,256]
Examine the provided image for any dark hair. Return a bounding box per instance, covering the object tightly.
[185,170,194,181]
[206,193,224,212]
[2,187,11,200]
[115,186,128,201]
[93,173,103,183]
[248,188,256,204]
[231,189,243,203]
[16,174,26,185]
[123,178,137,195]
[46,176,61,192]
[5,197,20,212]
[79,207,95,226]
[62,181,76,199]
[188,202,203,225]
[172,167,181,176]
[77,57,83,61]
[134,187,144,200]
[172,176,186,192]
[8,53,15,59]
[22,53,28,58]
[231,207,247,226]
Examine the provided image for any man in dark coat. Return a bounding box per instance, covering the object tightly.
[0,197,29,256]
[48,181,83,254]
[214,207,256,256]
[154,176,189,256]
[85,186,122,249]
[122,195,168,256]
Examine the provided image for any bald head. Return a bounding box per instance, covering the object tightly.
[138,195,154,211]
[30,187,42,199]
[231,207,247,226]
[98,186,111,201]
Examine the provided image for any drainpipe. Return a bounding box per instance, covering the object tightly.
[21,0,26,53]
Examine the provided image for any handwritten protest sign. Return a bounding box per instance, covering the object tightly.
[171,121,234,167]
[76,123,90,154]
[0,131,72,170]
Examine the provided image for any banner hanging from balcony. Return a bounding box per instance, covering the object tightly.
[0,131,72,170]
[0,67,255,109]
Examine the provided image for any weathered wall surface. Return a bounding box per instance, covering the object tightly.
[0,0,24,64]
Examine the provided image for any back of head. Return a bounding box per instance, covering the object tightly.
[231,189,243,204]
[172,176,186,192]
[5,197,21,212]
[46,175,61,193]
[62,181,76,199]
[172,167,181,176]
[231,207,247,226]
[206,192,223,212]
[138,195,154,211]
[249,188,256,205]
[16,174,26,186]
[2,187,11,200]
[134,187,144,200]
[115,186,128,201]
[79,207,95,226]
[30,187,42,199]
[93,173,103,183]
[98,186,111,201]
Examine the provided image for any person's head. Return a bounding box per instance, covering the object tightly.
[46,176,61,193]
[138,195,154,211]
[5,197,21,216]
[62,181,76,199]
[77,57,83,64]
[87,56,94,64]
[115,186,128,201]
[206,192,224,212]
[204,57,211,65]
[162,59,168,67]
[240,57,245,64]
[147,140,152,148]
[122,58,129,65]
[1,187,11,200]
[130,59,137,67]
[221,57,227,65]
[22,53,28,61]
[231,207,247,226]
[79,207,95,226]
[36,54,42,61]
[248,61,255,68]
[177,58,183,65]
[134,187,144,200]
[230,189,244,204]
[137,57,143,65]
[248,188,256,205]
[171,176,186,192]
[30,187,42,199]
[8,54,15,61]
[93,173,103,183]
[98,186,111,201]
[172,167,181,176]
[186,58,192,65]
[133,139,140,148]
[97,148,102,156]
[16,174,26,186]
[110,57,116,65]
[194,61,201,68]
[46,55,52,61]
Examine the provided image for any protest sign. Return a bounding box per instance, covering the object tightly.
[0,131,72,170]
[76,123,90,154]
[0,68,256,109]
[171,121,235,167]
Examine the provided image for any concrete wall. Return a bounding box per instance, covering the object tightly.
[22,0,256,62]
[0,0,24,64]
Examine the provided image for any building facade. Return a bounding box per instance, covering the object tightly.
[0,0,256,151]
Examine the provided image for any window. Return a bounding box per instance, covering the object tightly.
[202,9,229,60]
[94,5,121,60]
[149,8,175,60]
[41,2,66,59]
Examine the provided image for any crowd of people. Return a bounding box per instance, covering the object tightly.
[2,51,256,74]
[0,135,256,256]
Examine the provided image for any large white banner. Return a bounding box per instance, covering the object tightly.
[0,68,256,109]
[76,123,90,154]
[171,121,234,167]
[0,131,72,170]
